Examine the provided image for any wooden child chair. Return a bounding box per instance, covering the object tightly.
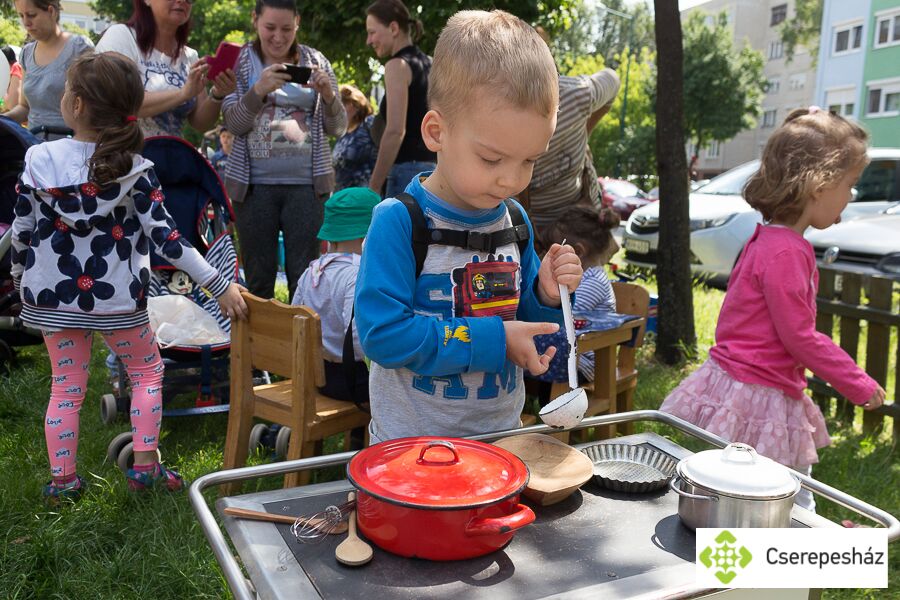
[221,293,370,495]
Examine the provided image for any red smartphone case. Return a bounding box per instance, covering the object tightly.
[207,42,241,80]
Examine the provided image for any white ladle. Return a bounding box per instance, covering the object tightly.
[539,274,588,429]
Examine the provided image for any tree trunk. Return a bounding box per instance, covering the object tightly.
[654,0,696,364]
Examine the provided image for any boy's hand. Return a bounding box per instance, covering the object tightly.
[537,243,583,306]
[504,321,560,375]
[218,283,249,321]
[862,386,885,411]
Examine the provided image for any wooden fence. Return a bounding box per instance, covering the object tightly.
[809,266,899,444]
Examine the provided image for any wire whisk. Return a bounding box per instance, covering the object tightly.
[290,499,356,544]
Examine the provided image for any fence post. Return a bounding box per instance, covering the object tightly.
[836,273,862,423]
[864,278,892,435]
[813,270,836,414]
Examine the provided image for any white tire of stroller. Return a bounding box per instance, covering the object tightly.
[100,393,119,424]
[274,425,292,459]
[116,442,162,473]
[107,431,133,464]
[248,423,268,455]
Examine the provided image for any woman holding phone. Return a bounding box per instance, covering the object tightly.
[222,0,346,301]
[96,0,234,137]
[365,0,435,197]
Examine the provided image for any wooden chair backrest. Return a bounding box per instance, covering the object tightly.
[234,293,325,386]
[611,282,650,371]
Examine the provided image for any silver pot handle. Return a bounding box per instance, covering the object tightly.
[669,474,719,501]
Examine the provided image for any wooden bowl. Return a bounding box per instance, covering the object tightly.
[493,433,594,506]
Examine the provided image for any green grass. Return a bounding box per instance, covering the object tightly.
[0,281,896,598]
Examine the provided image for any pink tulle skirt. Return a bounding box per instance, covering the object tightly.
[660,358,831,466]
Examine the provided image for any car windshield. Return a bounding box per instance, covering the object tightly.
[694,161,759,196]
[604,180,644,198]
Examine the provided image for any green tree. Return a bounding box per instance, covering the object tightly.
[576,47,657,188]
[780,0,822,64]
[1,14,25,47]
[92,0,579,89]
[682,11,767,164]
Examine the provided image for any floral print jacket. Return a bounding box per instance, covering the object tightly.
[11,154,230,331]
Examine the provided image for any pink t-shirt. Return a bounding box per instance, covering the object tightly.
[710,224,877,405]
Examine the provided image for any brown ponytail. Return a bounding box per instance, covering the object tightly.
[367,0,424,43]
[65,54,144,186]
[539,205,620,260]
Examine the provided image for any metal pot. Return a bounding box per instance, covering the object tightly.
[347,437,536,561]
[669,443,800,529]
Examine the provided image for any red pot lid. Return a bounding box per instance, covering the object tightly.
[347,437,530,509]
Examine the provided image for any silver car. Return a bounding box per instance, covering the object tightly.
[622,148,900,285]
[806,204,900,278]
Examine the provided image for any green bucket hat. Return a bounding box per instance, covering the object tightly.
[317,187,382,242]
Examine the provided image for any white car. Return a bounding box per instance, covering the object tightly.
[622,148,900,285]
[805,204,900,278]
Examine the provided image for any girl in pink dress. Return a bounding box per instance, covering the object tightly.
[660,107,886,512]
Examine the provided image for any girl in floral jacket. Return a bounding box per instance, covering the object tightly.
[10,53,247,504]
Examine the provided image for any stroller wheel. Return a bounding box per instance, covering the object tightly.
[100,393,120,425]
[116,442,162,473]
[248,423,268,455]
[107,431,134,464]
[274,425,292,459]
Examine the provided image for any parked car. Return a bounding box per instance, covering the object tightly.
[622,148,900,286]
[599,177,653,220]
[690,179,711,191]
[805,204,900,278]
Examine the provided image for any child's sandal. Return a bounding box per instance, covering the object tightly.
[43,475,86,506]
[126,463,185,492]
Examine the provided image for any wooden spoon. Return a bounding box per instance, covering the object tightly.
[335,492,373,566]
[223,506,348,534]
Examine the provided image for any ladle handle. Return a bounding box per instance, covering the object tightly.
[559,281,578,390]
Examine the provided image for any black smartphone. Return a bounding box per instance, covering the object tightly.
[282,64,312,85]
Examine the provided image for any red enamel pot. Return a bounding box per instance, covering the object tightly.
[347,437,535,561]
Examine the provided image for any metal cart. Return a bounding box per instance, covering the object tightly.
[190,410,900,600]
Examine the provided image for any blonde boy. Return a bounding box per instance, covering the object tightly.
[355,10,583,442]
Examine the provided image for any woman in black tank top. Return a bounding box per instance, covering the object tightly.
[365,0,436,198]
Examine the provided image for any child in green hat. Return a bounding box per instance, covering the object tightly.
[292,187,381,427]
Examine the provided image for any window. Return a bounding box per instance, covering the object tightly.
[761,109,777,128]
[833,21,864,55]
[768,40,784,60]
[855,160,899,202]
[771,4,787,27]
[866,78,900,116]
[767,78,781,94]
[789,73,807,90]
[874,9,900,48]
[706,141,720,158]
[825,87,857,117]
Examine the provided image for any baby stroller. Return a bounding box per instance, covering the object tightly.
[104,135,241,470]
[0,116,44,372]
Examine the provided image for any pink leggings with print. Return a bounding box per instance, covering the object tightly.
[43,325,164,478]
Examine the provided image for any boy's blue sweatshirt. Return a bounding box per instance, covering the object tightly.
[355,175,564,442]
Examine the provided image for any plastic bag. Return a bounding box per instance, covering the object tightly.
[148,295,229,348]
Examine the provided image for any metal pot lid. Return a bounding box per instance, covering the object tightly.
[347,437,529,509]
[677,443,799,500]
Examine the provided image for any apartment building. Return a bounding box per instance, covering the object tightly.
[60,0,110,36]
[681,0,817,177]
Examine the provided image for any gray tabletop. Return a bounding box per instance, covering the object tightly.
[217,432,835,600]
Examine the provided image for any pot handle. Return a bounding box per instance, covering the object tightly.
[416,440,460,466]
[669,474,719,501]
[464,504,536,537]
[721,443,758,465]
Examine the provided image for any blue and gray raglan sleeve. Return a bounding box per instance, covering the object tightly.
[355,199,508,376]
[10,178,37,290]
[513,200,566,326]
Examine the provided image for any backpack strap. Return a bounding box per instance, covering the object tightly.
[397,193,530,278]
